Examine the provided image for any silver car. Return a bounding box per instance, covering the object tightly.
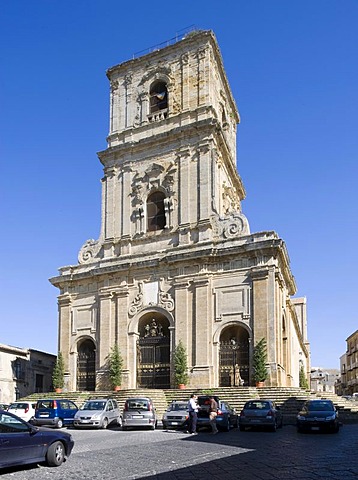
[122,397,157,430]
[239,399,283,432]
[162,401,189,430]
[73,398,121,429]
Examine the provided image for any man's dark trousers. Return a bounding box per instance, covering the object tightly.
[189,411,197,433]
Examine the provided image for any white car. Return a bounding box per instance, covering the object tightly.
[8,401,36,422]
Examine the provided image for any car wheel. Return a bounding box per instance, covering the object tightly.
[56,418,64,429]
[150,424,155,430]
[117,415,122,427]
[239,425,246,432]
[46,441,65,467]
[101,417,108,429]
[122,426,128,431]
[223,419,230,432]
[297,426,303,433]
[271,422,277,432]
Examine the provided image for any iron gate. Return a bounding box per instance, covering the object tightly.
[219,341,249,387]
[77,341,96,391]
[137,336,170,389]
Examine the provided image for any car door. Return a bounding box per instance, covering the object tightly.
[0,412,44,467]
[106,400,116,424]
[60,400,78,424]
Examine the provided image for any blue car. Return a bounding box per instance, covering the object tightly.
[32,399,78,428]
[0,409,74,468]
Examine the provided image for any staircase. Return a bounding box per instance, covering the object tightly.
[21,387,358,426]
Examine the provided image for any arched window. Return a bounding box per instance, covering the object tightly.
[147,191,166,232]
[150,81,168,114]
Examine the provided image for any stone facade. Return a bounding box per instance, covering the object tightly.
[50,30,310,392]
[0,344,56,404]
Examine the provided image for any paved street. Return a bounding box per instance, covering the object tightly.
[1,424,358,479]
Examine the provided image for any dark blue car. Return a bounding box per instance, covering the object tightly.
[32,399,78,428]
[0,409,74,468]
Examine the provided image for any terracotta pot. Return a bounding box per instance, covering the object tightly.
[54,388,62,393]
[256,381,265,388]
[178,384,186,389]
[113,385,121,391]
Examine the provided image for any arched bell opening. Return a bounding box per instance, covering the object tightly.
[137,313,170,389]
[219,326,250,387]
[77,338,96,391]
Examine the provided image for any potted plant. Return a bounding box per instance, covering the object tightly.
[108,343,123,391]
[299,364,309,390]
[252,338,268,387]
[52,351,65,392]
[173,340,189,388]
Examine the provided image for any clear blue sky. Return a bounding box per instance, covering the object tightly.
[1,1,357,369]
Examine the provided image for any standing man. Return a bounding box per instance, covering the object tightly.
[187,394,199,434]
[209,395,219,434]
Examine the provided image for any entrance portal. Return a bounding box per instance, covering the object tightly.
[137,316,170,389]
[77,339,96,391]
[219,327,249,386]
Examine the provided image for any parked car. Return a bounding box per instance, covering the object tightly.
[32,399,78,428]
[8,401,36,423]
[239,399,283,432]
[0,403,9,411]
[74,398,121,429]
[0,409,74,468]
[122,397,157,430]
[296,399,340,433]
[196,395,238,432]
[162,401,189,430]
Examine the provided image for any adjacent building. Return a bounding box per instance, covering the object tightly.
[338,329,358,396]
[50,30,310,392]
[0,343,56,404]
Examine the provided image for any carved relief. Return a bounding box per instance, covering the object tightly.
[128,279,175,316]
[222,181,241,214]
[78,239,102,264]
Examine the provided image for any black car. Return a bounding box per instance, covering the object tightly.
[196,395,238,432]
[297,399,340,433]
[0,409,74,469]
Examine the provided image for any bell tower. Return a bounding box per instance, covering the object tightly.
[90,29,249,262]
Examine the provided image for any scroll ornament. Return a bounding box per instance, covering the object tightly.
[78,239,102,264]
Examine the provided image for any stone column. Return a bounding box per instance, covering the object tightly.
[109,80,119,134]
[191,276,212,387]
[173,280,191,351]
[177,148,191,244]
[197,142,212,240]
[97,289,115,371]
[121,165,132,248]
[113,287,130,389]
[57,294,73,390]
[251,266,277,386]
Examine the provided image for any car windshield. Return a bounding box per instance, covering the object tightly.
[127,400,150,410]
[9,403,28,409]
[245,401,270,410]
[307,402,334,412]
[37,400,54,409]
[81,401,106,411]
[169,403,187,411]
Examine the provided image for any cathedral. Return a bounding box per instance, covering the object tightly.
[50,30,310,391]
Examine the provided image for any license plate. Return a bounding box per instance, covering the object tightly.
[311,426,320,431]
[81,420,90,423]
[250,420,261,423]
[133,415,143,419]
[169,422,178,425]
[40,413,49,417]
